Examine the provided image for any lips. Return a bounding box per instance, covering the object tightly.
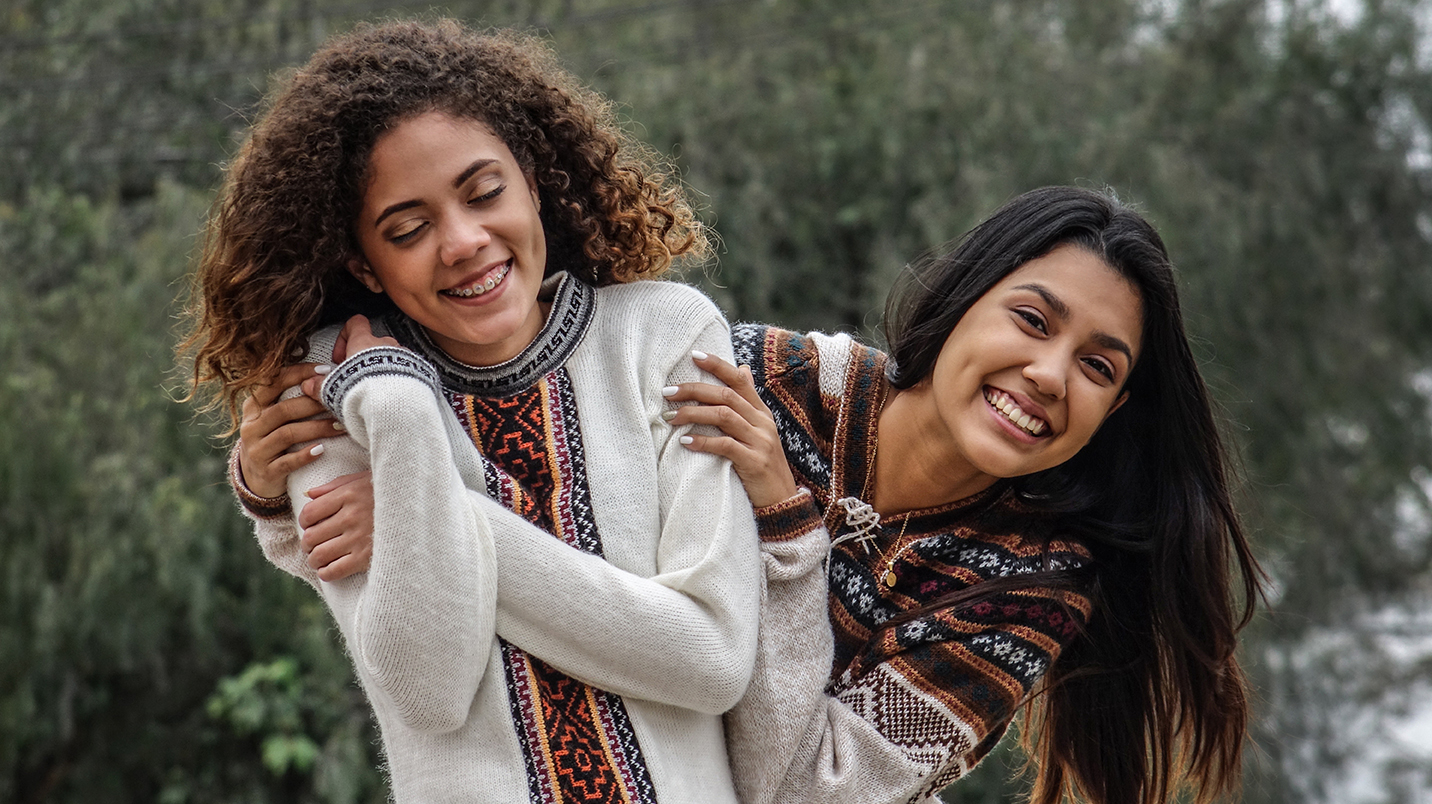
[440,260,511,298]
[983,387,1049,436]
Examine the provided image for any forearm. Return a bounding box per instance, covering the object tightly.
[726,491,963,804]
[487,458,759,714]
[309,346,498,733]
[488,310,761,713]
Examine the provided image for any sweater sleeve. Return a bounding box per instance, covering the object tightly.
[726,493,1091,804]
[294,345,498,735]
[486,311,762,715]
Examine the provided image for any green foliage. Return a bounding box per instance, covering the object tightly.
[2,0,1430,800]
[0,183,383,802]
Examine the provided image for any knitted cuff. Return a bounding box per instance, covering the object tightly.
[228,445,292,520]
[753,488,823,543]
[320,345,440,420]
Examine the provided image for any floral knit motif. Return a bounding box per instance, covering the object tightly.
[729,323,1095,803]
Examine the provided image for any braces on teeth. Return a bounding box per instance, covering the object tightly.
[446,264,509,297]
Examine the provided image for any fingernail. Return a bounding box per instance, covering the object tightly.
[662,386,679,398]
[691,349,708,361]
[679,435,694,445]
[332,420,346,431]
[314,364,333,375]
[310,444,325,456]
[661,410,677,422]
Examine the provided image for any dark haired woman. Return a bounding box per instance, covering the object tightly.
[663,185,1263,804]
[181,19,759,803]
[275,185,1264,803]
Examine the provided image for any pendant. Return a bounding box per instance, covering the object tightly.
[884,571,898,588]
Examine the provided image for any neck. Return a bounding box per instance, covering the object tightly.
[870,385,998,516]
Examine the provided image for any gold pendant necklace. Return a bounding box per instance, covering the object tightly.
[879,515,916,588]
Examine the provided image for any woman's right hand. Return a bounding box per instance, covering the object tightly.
[236,363,343,499]
[236,315,400,499]
[662,351,800,509]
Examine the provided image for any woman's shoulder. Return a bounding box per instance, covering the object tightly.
[596,277,726,324]
[302,323,346,365]
[970,488,1096,570]
[732,324,885,395]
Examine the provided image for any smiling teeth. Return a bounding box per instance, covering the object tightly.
[445,263,510,298]
[984,389,1048,436]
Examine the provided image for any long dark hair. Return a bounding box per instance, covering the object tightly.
[884,186,1263,804]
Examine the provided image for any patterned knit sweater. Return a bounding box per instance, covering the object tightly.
[723,324,1095,804]
[240,275,760,803]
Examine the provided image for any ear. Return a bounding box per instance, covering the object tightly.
[525,171,541,211]
[346,257,383,294]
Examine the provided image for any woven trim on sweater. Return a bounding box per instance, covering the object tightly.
[386,272,595,397]
[753,488,823,543]
[462,371,657,804]
[319,345,441,418]
[228,444,292,519]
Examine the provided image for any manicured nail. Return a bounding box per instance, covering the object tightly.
[662,386,679,398]
[314,364,333,375]
[691,349,708,361]
[332,420,346,431]
[309,444,325,456]
[661,410,677,422]
[679,435,694,445]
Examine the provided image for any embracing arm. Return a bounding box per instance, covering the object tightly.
[727,496,1093,804]
[671,353,1086,804]
[233,303,760,716]
[485,313,761,714]
[252,321,498,734]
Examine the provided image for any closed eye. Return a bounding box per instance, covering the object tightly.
[390,222,427,245]
[469,183,505,205]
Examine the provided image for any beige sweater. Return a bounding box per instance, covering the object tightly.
[242,276,760,803]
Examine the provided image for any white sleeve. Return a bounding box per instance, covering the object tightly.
[487,314,762,715]
[294,345,498,734]
[725,491,953,804]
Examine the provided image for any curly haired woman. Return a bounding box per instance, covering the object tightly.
[248,187,1265,804]
[180,19,758,803]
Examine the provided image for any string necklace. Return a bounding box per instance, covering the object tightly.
[831,425,922,588]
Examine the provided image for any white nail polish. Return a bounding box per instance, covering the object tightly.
[679,435,694,445]
[662,386,679,398]
[310,443,325,456]
[691,350,708,361]
[332,420,346,431]
[314,364,334,375]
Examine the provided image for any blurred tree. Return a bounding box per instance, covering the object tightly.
[0,183,384,802]
[2,0,1430,801]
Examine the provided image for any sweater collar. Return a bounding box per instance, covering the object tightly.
[382,271,596,397]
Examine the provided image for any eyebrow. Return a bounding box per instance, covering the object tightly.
[1013,282,1135,365]
[371,159,499,228]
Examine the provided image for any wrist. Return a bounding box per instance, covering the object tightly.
[229,446,291,519]
[753,488,822,543]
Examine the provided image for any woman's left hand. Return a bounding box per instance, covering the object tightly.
[297,470,375,582]
[663,352,799,509]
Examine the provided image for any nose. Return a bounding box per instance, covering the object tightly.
[439,215,490,266]
[1023,348,1067,400]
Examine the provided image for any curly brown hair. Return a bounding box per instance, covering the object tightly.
[179,18,707,430]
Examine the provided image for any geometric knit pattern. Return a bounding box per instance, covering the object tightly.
[455,370,657,804]
[735,323,1096,795]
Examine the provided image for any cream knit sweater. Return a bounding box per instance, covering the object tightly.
[243,276,760,803]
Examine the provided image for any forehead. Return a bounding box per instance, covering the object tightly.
[993,244,1144,357]
[365,113,515,186]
